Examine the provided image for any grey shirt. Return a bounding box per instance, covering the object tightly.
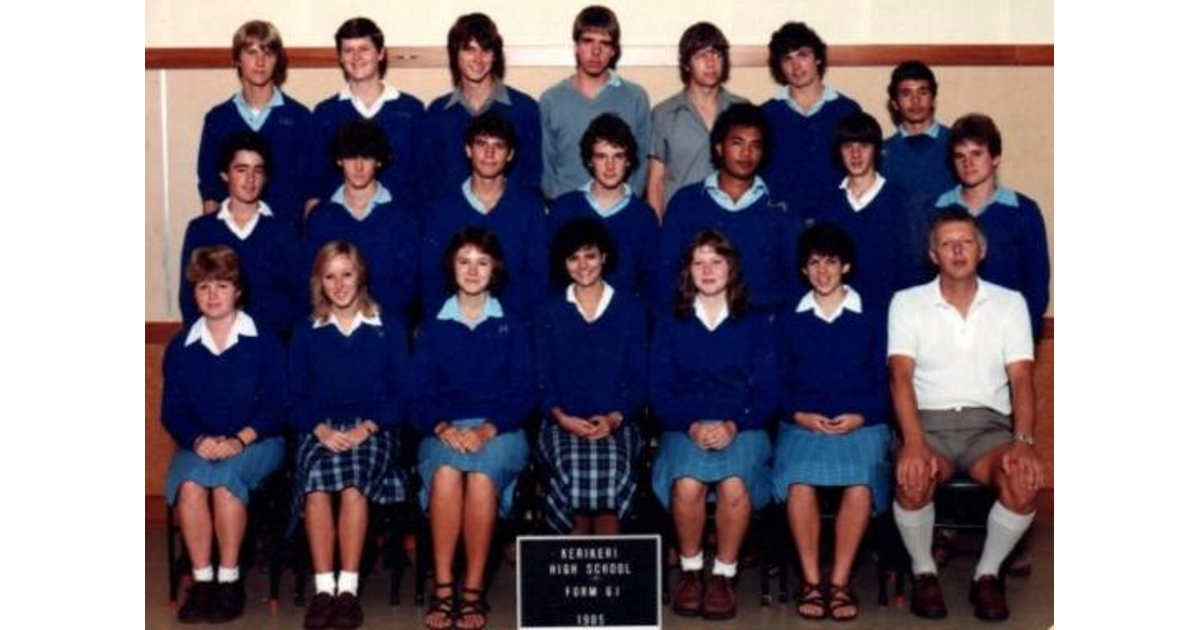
[650,88,747,206]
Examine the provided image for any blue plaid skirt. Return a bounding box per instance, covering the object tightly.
[289,419,407,533]
[651,428,772,510]
[771,423,893,514]
[165,437,286,506]
[417,419,529,518]
[537,420,642,534]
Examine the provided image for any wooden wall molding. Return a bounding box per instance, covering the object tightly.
[146,44,1052,70]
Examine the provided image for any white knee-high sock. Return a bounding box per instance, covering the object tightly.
[975,502,1035,579]
[893,501,937,576]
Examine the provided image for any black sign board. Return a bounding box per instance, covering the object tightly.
[517,535,661,629]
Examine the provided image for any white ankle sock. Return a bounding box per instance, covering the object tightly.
[711,558,738,578]
[217,565,239,583]
[893,501,938,576]
[337,571,359,595]
[680,552,704,572]
[975,502,1035,579]
[314,571,336,595]
[193,565,214,582]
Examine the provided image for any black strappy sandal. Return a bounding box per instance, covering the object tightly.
[455,587,490,630]
[424,582,457,630]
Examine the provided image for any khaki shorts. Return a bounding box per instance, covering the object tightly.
[919,407,1012,472]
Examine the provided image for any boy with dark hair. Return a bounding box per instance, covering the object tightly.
[420,112,547,318]
[423,13,542,202]
[304,120,420,327]
[934,113,1050,340]
[196,20,318,227]
[548,114,659,299]
[658,103,795,313]
[759,21,862,213]
[313,17,425,209]
[540,5,651,199]
[881,60,956,213]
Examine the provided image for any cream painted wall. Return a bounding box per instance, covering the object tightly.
[145,63,1053,320]
[146,0,1053,47]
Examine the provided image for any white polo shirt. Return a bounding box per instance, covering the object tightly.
[887,278,1034,415]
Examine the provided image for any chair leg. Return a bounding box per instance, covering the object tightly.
[167,503,180,607]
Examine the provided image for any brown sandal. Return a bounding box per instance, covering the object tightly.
[424,583,456,630]
[796,582,826,620]
[828,583,859,622]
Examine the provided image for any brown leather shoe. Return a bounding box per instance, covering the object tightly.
[304,592,336,629]
[702,574,737,620]
[970,575,1010,621]
[177,581,214,624]
[672,570,704,617]
[911,573,948,619]
[330,592,364,629]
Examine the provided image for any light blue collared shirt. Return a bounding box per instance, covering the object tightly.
[936,185,1019,215]
[899,121,944,139]
[774,84,839,118]
[580,180,632,217]
[461,178,505,215]
[436,295,505,330]
[332,183,393,221]
[233,88,284,132]
[595,70,624,97]
[703,172,769,212]
[445,83,513,115]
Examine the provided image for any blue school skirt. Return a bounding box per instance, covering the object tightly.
[417,418,529,517]
[771,423,892,514]
[651,428,772,510]
[165,437,286,506]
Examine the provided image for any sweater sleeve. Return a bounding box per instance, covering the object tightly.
[178,222,200,326]
[648,317,692,432]
[196,108,226,205]
[737,316,779,431]
[286,327,320,433]
[539,93,559,199]
[409,329,443,435]
[516,99,544,196]
[160,338,204,448]
[376,324,411,430]
[628,88,652,195]
[245,336,287,438]
[635,209,660,302]
[1018,197,1051,340]
[615,303,650,421]
[532,307,561,417]
[489,319,536,433]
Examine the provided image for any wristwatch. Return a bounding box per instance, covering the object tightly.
[1012,431,1035,446]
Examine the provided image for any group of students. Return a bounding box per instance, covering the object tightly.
[161,5,1049,629]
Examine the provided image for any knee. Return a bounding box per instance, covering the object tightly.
[211,485,243,506]
[177,482,208,508]
[994,469,1039,513]
[431,467,464,495]
[893,485,931,512]
[718,479,749,508]
[340,487,366,505]
[464,473,497,501]
[672,479,706,506]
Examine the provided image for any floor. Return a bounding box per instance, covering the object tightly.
[146,509,1052,630]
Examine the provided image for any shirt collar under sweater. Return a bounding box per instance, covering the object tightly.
[436,295,504,330]
[332,183,392,220]
[579,180,632,217]
[216,199,274,241]
[444,83,513,114]
[703,172,768,212]
[773,84,839,117]
[232,87,284,132]
[566,282,615,322]
[185,310,258,356]
[839,175,887,212]
[312,310,382,337]
[796,285,863,323]
[338,83,401,119]
[935,185,1019,214]
[693,296,729,331]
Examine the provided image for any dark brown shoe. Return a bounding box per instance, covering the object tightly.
[911,573,948,619]
[304,592,336,629]
[206,580,245,623]
[672,570,704,617]
[970,575,1010,621]
[177,581,214,624]
[330,592,364,629]
[701,574,737,620]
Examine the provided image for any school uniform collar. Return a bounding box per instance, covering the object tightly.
[569,70,623,96]
[899,121,943,139]
[331,183,392,220]
[232,87,284,131]
[444,82,512,113]
[216,199,273,240]
[461,178,506,215]
[935,185,1019,211]
[662,87,738,114]
[926,278,991,311]
[580,180,632,217]
[693,296,729,331]
[796,286,862,323]
[774,84,839,117]
[436,295,505,330]
[703,172,768,211]
[312,310,383,337]
[566,282,615,321]
[839,175,887,212]
[338,83,401,119]
[185,310,258,356]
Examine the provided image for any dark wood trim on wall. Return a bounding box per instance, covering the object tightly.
[146,44,1052,70]
[145,317,1055,344]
